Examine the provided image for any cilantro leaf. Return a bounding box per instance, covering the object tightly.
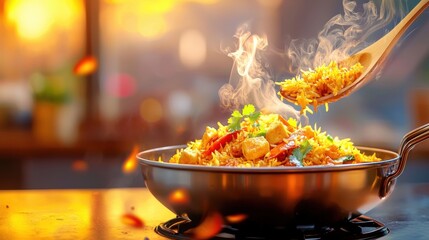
[227,110,243,131]
[242,104,255,116]
[333,155,354,164]
[231,110,242,118]
[253,129,266,137]
[249,125,266,137]
[248,111,261,123]
[242,104,260,125]
[290,140,312,167]
[227,104,261,131]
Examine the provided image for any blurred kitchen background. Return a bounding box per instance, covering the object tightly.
[0,0,428,190]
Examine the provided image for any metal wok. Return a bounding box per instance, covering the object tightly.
[137,123,429,227]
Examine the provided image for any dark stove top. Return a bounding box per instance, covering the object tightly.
[155,215,389,240]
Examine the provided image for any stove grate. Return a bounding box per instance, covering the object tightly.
[154,215,389,240]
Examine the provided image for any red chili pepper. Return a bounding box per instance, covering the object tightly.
[268,141,297,160]
[277,115,295,131]
[202,131,240,157]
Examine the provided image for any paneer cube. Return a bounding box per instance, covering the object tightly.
[179,149,199,164]
[242,136,270,160]
[266,121,289,144]
[202,126,217,147]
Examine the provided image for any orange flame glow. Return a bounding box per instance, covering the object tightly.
[71,159,88,172]
[192,212,223,239]
[122,145,139,174]
[168,189,189,205]
[226,213,247,223]
[121,213,144,228]
[73,56,98,76]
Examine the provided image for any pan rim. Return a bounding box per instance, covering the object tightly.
[137,145,399,173]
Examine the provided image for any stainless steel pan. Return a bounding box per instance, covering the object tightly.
[137,123,429,227]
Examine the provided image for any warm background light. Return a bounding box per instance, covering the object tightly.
[179,29,207,68]
[5,0,83,41]
[0,0,427,194]
[140,98,164,124]
[167,90,192,121]
[135,0,175,14]
[137,15,169,39]
[72,159,89,172]
[5,0,51,40]
[101,0,219,41]
[1,0,85,78]
[106,74,136,98]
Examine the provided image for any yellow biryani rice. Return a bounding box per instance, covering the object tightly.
[169,105,379,167]
[278,61,363,114]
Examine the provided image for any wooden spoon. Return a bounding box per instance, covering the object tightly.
[283,0,429,105]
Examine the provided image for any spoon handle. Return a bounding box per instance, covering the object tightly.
[373,0,429,55]
[356,0,429,92]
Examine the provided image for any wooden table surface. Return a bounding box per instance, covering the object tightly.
[1,184,429,240]
[0,188,175,240]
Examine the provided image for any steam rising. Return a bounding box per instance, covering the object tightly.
[219,26,301,120]
[288,0,402,74]
[219,0,403,120]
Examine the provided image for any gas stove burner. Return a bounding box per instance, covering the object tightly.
[154,215,389,240]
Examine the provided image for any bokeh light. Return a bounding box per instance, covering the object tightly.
[106,73,137,98]
[179,29,207,68]
[71,159,88,172]
[256,0,283,8]
[6,0,51,39]
[5,0,83,40]
[167,90,192,120]
[135,0,175,14]
[137,15,169,39]
[189,0,218,4]
[104,0,123,4]
[101,0,219,40]
[140,98,164,124]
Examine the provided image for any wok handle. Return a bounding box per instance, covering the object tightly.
[380,123,429,198]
